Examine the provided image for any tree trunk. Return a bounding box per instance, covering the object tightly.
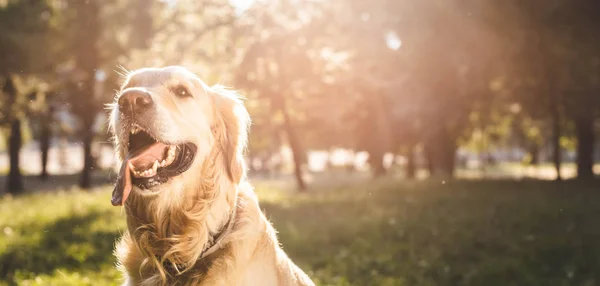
[7,119,24,194]
[575,113,595,180]
[346,151,356,173]
[368,150,386,178]
[438,145,457,177]
[424,145,435,176]
[405,144,416,179]
[430,130,457,177]
[39,115,51,180]
[529,142,540,166]
[479,127,488,177]
[278,98,306,191]
[550,94,562,181]
[361,92,391,179]
[73,0,100,189]
[80,130,94,189]
[325,150,334,171]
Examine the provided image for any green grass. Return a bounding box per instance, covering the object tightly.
[1,179,600,285]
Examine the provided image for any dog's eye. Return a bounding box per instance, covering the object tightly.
[172,86,192,98]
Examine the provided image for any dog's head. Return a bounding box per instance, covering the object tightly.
[109,66,249,206]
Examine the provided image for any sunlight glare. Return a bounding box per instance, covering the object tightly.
[159,0,178,8]
[385,31,402,50]
[230,0,254,11]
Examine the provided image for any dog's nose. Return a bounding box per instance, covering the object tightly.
[118,89,153,116]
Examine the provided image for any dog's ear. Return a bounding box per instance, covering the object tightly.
[212,86,250,183]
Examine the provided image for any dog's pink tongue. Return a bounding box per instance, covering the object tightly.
[129,143,168,170]
[111,156,133,206]
[111,143,168,206]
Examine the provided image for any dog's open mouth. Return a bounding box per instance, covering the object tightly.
[111,125,197,206]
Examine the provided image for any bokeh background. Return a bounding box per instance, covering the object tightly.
[1,0,599,285]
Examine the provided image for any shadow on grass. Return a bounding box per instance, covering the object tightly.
[0,170,115,194]
[0,209,120,284]
[1,178,599,285]
[259,179,600,286]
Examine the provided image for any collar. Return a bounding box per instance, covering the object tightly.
[160,198,239,274]
[199,198,238,259]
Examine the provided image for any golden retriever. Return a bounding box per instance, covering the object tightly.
[108,66,314,286]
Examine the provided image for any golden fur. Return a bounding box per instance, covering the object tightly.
[109,66,314,286]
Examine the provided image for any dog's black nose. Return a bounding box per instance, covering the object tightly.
[118,89,153,116]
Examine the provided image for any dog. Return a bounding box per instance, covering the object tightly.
[108,66,314,286]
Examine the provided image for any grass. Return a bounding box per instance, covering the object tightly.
[1,178,600,285]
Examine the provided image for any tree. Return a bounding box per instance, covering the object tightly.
[37,93,55,180]
[235,1,335,190]
[335,0,506,178]
[0,0,58,193]
[505,0,600,180]
[65,0,102,188]
[2,78,24,193]
[57,0,161,188]
[554,0,600,180]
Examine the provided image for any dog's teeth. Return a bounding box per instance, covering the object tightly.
[130,125,141,135]
[167,146,176,160]
[136,165,158,178]
[128,162,136,172]
[165,153,174,165]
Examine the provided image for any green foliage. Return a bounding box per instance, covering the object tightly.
[0,0,59,75]
[2,0,598,181]
[2,180,600,285]
[0,188,124,285]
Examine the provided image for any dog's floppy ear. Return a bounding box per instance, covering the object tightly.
[212,85,250,183]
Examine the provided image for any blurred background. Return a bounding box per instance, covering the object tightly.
[0,0,599,285]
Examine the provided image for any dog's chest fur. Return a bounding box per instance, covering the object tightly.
[116,187,314,286]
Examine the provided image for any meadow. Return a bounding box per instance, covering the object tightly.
[1,178,599,286]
